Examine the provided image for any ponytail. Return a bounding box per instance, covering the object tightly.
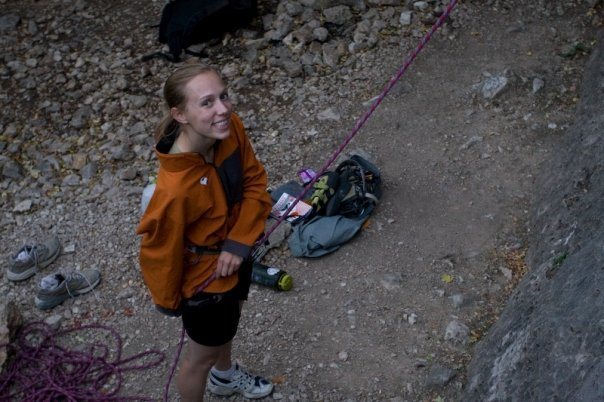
[154,114,179,143]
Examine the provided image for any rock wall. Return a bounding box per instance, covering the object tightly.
[464,33,604,401]
[0,299,23,371]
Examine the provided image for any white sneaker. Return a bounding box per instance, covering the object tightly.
[207,363,274,399]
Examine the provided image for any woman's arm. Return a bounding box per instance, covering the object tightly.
[137,192,187,314]
[222,116,272,258]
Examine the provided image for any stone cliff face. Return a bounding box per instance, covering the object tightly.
[464,34,604,402]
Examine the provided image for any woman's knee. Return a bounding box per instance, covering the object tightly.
[183,351,217,373]
[185,341,227,370]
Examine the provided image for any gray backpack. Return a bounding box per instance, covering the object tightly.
[288,214,368,258]
[288,155,382,257]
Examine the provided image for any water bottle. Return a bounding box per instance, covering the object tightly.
[251,262,293,291]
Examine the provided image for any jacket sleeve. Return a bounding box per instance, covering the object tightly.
[136,194,187,312]
[222,117,272,257]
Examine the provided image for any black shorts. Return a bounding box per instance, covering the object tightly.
[181,259,252,347]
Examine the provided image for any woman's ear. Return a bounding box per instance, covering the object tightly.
[171,107,188,125]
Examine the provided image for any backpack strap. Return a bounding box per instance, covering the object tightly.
[141,51,178,62]
[364,192,380,204]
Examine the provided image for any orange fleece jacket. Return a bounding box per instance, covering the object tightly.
[136,114,271,311]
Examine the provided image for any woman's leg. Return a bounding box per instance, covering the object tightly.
[208,301,243,373]
[177,338,233,402]
[213,339,234,371]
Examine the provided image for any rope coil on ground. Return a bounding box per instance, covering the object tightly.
[0,321,165,401]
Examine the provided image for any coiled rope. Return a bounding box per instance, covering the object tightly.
[0,321,164,401]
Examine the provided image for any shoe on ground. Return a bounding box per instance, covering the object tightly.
[310,171,340,214]
[7,236,61,281]
[208,363,274,399]
[35,269,101,310]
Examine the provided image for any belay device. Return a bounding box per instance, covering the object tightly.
[144,0,257,62]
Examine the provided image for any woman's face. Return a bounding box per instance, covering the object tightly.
[175,71,232,141]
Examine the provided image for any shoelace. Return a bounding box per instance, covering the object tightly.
[17,245,40,267]
[64,271,101,302]
[232,369,257,391]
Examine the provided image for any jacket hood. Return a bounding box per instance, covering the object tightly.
[154,122,218,173]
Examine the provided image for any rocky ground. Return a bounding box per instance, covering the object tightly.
[0,0,602,400]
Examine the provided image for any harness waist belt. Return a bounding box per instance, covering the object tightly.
[186,244,222,255]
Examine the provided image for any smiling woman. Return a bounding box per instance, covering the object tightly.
[136,63,274,401]
[170,71,233,160]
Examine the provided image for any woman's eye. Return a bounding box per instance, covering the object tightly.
[220,93,229,101]
[201,100,212,107]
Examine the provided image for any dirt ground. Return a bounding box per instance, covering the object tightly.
[1,0,601,401]
[244,3,598,401]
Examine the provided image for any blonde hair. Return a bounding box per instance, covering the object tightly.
[154,63,223,142]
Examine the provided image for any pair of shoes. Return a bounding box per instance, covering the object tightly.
[7,236,61,281]
[208,363,274,399]
[35,269,101,310]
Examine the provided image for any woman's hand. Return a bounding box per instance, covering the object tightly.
[216,251,243,277]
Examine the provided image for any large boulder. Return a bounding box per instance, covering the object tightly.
[0,298,23,371]
[464,34,604,401]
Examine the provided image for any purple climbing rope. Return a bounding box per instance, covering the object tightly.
[163,326,186,401]
[0,321,164,401]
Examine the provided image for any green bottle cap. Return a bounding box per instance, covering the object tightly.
[277,273,293,291]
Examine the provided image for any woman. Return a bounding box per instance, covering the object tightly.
[137,63,274,401]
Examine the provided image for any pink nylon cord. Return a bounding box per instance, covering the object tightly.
[0,321,164,401]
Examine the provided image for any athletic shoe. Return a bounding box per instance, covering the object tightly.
[310,171,340,214]
[7,236,61,281]
[207,363,274,399]
[35,269,101,310]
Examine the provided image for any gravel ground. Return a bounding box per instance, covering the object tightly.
[0,0,601,400]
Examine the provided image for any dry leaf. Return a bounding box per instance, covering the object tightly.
[271,374,286,384]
